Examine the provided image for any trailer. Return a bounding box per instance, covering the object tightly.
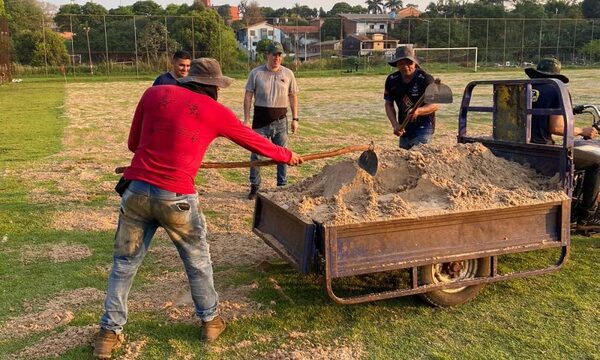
[252,79,574,307]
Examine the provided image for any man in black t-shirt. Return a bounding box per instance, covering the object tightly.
[527,58,600,228]
[384,45,439,150]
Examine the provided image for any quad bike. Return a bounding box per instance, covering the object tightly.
[570,104,600,235]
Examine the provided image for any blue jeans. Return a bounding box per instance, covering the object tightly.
[249,118,288,187]
[399,127,433,150]
[100,180,218,333]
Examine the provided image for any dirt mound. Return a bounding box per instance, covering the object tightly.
[265,143,569,225]
[17,325,97,359]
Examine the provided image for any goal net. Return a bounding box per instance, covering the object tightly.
[414,47,478,72]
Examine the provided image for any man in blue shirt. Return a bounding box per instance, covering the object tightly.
[152,50,191,86]
[384,45,439,150]
[527,58,600,229]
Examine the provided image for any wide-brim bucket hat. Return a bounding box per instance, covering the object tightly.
[524,57,569,84]
[177,58,234,88]
[388,45,419,67]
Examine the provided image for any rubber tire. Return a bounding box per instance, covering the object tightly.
[418,257,491,307]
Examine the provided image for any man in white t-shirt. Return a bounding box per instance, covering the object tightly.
[243,42,299,200]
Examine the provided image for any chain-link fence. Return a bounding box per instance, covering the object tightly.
[8,14,600,78]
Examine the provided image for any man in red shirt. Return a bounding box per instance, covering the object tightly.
[94,58,302,359]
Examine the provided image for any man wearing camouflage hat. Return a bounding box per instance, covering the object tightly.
[384,45,440,150]
[243,42,299,200]
[526,57,600,229]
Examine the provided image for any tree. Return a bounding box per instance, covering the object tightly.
[31,30,69,66]
[581,39,600,60]
[366,0,384,14]
[5,0,49,34]
[132,0,164,16]
[256,38,273,53]
[328,2,354,15]
[385,0,403,12]
[511,0,545,18]
[244,0,263,25]
[582,0,600,18]
[0,0,5,16]
[321,17,341,40]
[218,5,232,23]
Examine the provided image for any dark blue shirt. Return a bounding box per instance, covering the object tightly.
[152,72,177,86]
[384,68,435,137]
[531,83,561,145]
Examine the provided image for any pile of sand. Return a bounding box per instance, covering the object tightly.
[264,143,569,225]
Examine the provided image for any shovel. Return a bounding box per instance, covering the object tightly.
[115,144,379,176]
[397,78,454,133]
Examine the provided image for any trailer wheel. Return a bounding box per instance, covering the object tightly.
[418,257,490,307]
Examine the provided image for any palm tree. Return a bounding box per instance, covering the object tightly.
[385,0,403,13]
[365,0,384,14]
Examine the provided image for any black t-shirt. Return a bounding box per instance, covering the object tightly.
[531,83,561,145]
[384,68,436,135]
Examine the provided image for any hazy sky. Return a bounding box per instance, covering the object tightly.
[44,0,431,13]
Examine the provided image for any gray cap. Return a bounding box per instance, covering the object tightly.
[525,57,569,84]
[388,45,419,67]
[177,58,233,88]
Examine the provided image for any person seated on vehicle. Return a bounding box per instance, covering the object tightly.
[526,58,600,228]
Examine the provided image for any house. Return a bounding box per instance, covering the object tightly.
[339,7,421,39]
[276,19,322,58]
[342,33,400,57]
[236,21,284,59]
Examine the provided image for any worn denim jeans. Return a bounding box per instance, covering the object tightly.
[100,180,218,333]
[399,127,433,150]
[249,117,288,187]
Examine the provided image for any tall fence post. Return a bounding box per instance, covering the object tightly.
[104,15,109,77]
[191,16,196,58]
[164,16,169,72]
[41,17,49,77]
[538,19,542,63]
[503,18,507,66]
[556,19,561,58]
[572,19,577,63]
[134,15,139,77]
[69,15,76,77]
[485,19,489,65]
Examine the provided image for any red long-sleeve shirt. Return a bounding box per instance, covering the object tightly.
[123,85,292,194]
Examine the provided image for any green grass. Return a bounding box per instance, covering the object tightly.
[0,73,599,359]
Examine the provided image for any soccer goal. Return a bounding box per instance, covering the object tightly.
[414,47,478,72]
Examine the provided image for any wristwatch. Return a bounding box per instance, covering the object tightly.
[292,118,299,122]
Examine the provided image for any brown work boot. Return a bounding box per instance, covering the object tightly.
[200,316,226,342]
[247,185,259,200]
[93,328,124,359]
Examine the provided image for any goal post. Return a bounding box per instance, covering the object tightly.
[414,47,478,72]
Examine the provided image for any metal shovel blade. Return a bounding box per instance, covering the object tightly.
[358,149,378,176]
[424,79,454,104]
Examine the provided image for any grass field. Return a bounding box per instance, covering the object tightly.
[0,69,599,359]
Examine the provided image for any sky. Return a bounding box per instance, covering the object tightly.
[43,0,432,13]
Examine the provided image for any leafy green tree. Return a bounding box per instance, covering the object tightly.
[132,1,164,16]
[544,0,581,18]
[244,0,263,25]
[256,38,273,54]
[582,0,600,18]
[581,39,600,60]
[464,0,505,18]
[511,0,545,18]
[5,0,48,34]
[217,5,232,22]
[32,30,69,66]
[321,17,341,40]
[0,0,6,16]
[138,21,178,62]
[328,2,354,15]
[385,0,403,12]
[366,0,384,14]
[108,6,134,16]
[12,29,68,66]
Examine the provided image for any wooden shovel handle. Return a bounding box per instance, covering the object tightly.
[115,144,372,173]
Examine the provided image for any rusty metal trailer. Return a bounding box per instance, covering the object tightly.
[252,79,574,306]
